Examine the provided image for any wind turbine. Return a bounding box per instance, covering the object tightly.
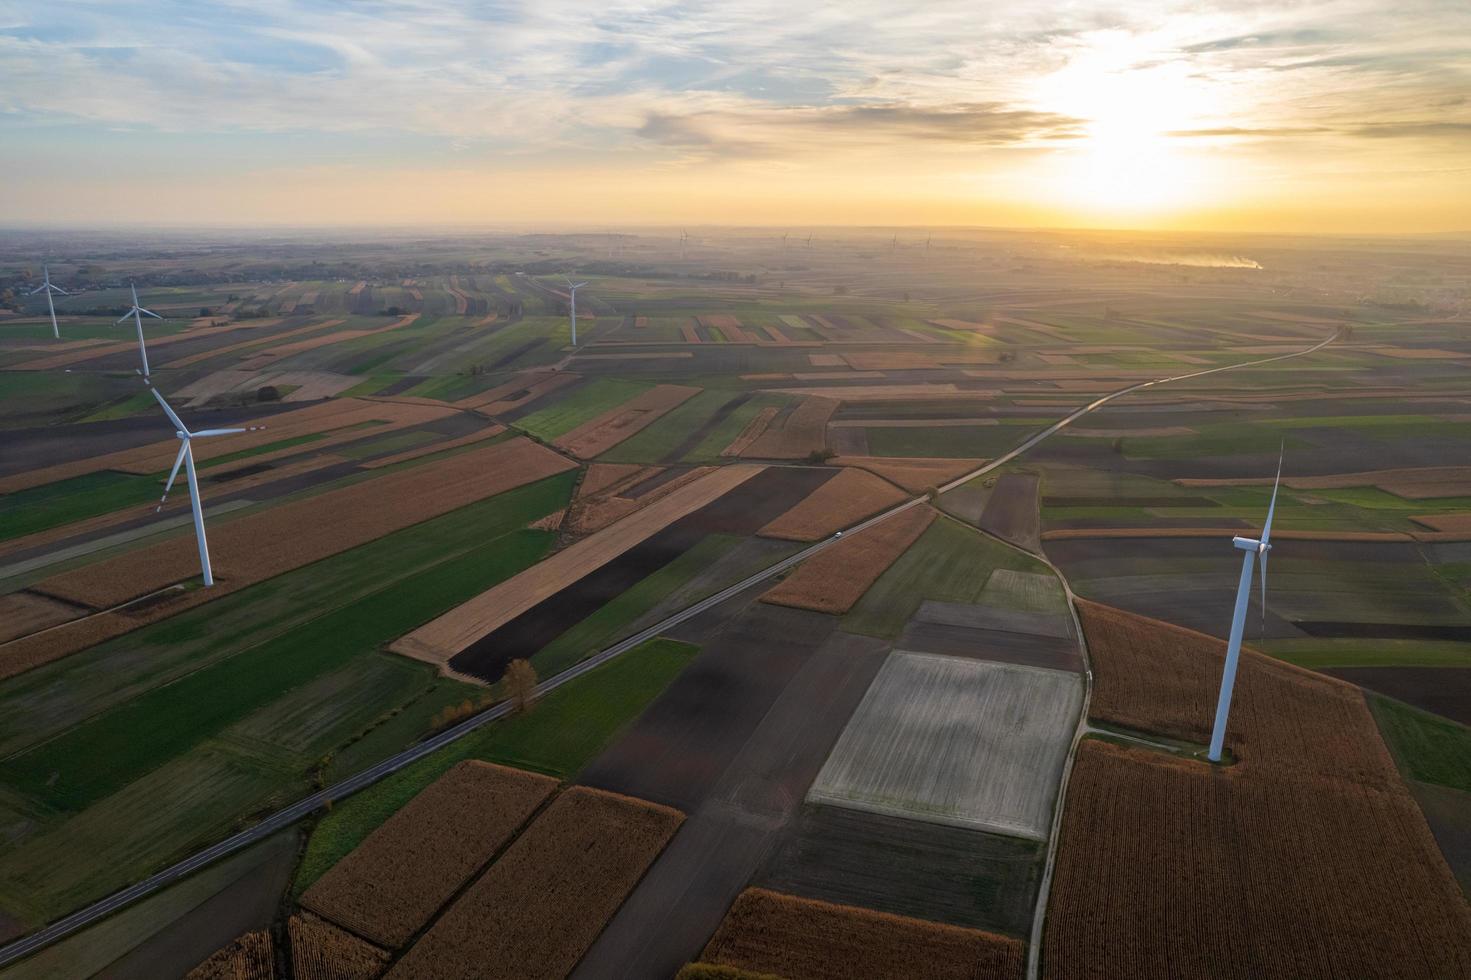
[564,277,588,346]
[29,264,69,339]
[118,283,162,377]
[151,387,265,587]
[805,232,813,247]
[781,232,789,250]
[1207,448,1283,763]
[890,234,898,252]
[680,228,689,259]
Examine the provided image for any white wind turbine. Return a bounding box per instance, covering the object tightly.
[151,387,265,587]
[1207,449,1283,763]
[29,264,69,339]
[118,283,162,377]
[564,277,588,346]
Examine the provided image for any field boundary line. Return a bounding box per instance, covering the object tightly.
[0,327,1337,970]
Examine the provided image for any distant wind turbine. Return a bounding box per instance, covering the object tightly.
[564,277,589,346]
[890,234,898,251]
[29,264,69,339]
[1207,448,1283,763]
[805,232,813,247]
[118,283,162,377]
[781,232,789,250]
[680,228,689,259]
[151,388,266,588]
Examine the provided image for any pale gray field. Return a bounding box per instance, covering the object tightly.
[807,651,1083,840]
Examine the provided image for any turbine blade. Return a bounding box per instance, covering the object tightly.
[191,427,248,437]
[52,285,69,295]
[158,441,189,510]
[117,310,135,323]
[140,308,162,319]
[1261,444,1284,545]
[150,386,188,432]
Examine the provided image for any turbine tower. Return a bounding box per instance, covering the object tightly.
[151,388,265,587]
[29,264,69,339]
[805,232,812,247]
[564,277,588,346]
[680,228,689,259]
[118,283,162,377]
[1207,449,1283,762]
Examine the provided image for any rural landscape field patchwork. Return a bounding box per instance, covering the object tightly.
[1,227,1469,979]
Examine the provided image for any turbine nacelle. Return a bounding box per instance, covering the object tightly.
[1231,535,1270,554]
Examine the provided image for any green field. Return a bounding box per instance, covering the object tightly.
[292,636,699,893]
[2,470,161,542]
[844,516,1049,638]
[515,378,651,441]
[1370,694,1471,792]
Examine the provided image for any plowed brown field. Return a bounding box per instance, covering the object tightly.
[454,371,580,413]
[289,914,390,980]
[385,787,684,980]
[830,456,981,493]
[762,504,935,614]
[745,397,836,459]
[392,464,764,665]
[302,761,556,948]
[554,384,700,458]
[163,318,344,369]
[1041,601,1471,978]
[701,888,1023,980]
[3,438,574,678]
[0,397,455,494]
[758,468,907,542]
[359,425,505,469]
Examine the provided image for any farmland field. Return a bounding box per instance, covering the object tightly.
[3,228,1470,975]
[808,652,1083,838]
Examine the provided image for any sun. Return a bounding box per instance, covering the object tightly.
[1029,31,1223,218]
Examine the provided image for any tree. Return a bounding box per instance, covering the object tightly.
[505,659,538,714]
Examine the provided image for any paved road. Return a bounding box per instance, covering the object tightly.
[0,328,1337,969]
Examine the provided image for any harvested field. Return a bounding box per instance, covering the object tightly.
[3,439,574,678]
[721,407,778,457]
[745,396,836,459]
[1042,601,1471,978]
[1411,512,1471,533]
[756,804,1041,935]
[766,384,997,402]
[162,318,343,369]
[455,370,580,414]
[0,591,82,644]
[582,462,656,498]
[831,456,982,493]
[392,464,765,668]
[680,323,701,343]
[37,437,572,610]
[185,929,274,980]
[0,396,455,494]
[808,652,1082,839]
[1329,666,1471,725]
[761,323,791,344]
[302,761,557,948]
[699,315,751,342]
[554,384,701,457]
[289,914,390,980]
[1177,464,1471,499]
[385,786,684,980]
[978,473,1041,551]
[358,423,505,469]
[928,318,994,332]
[758,467,907,542]
[808,353,845,367]
[240,314,420,366]
[763,504,936,614]
[700,888,1023,980]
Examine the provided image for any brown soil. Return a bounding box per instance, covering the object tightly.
[745,397,837,459]
[1042,601,1471,978]
[302,761,557,948]
[700,888,1023,980]
[828,456,981,493]
[359,425,505,469]
[392,464,765,666]
[721,408,779,457]
[758,468,907,542]
[762,505,936,614]
[385,787,684,980]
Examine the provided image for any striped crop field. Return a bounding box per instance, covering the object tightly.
[808,652,1083,839]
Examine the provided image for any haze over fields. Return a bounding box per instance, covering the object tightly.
[2,2,1471,979]
[2,1,1470,231]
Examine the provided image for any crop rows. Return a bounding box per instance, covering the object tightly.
[289,914,390,980]
[745,396,837,458]
[386,786,684,980]
[762,504,935,614]
[757,467,906,542]
[185,929,274,980]
[700,888,1023,980]
[302,760,558,947]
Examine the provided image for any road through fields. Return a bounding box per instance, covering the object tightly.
[0,328,1337,969]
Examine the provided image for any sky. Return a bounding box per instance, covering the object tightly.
[1,0,1469,232]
